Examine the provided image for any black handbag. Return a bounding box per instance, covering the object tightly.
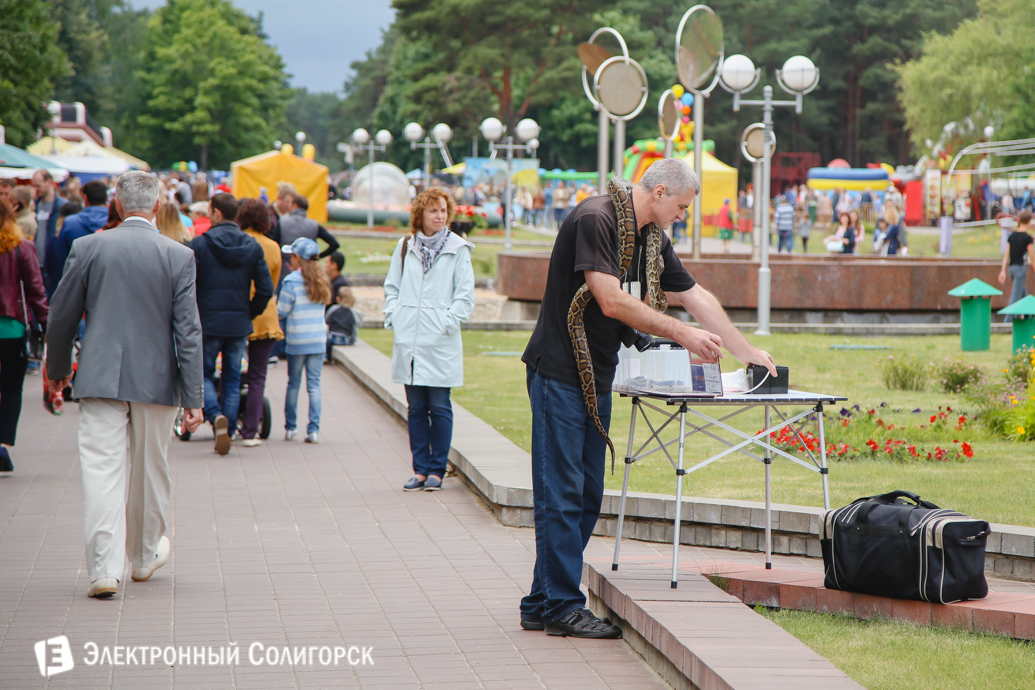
[15,245,45,362]
[821,490,989,604]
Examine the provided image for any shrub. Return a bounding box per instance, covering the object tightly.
[1004,346,1035,387]
[961,381,1015,437]
[935,358,983,393]
[876,354,930,391]
[1005,360,1035,442]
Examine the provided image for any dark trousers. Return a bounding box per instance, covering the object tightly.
[520,367,610,625]
[202,335,248,427]
[0,338,29,446]
[404,385,453,479]
[242,338,276,439]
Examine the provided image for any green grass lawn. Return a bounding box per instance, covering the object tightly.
[793,223,1003,258]
[327,221,549,243]
[760,609,1035,690]
[334,236,548,279]
[359,328,1035,526]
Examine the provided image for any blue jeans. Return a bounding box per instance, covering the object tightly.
[404,385,453,479]
[778,230,793,252]
[202,335,248,428]
[1006,264,1029,322]
[285,353,323,433]
[520,367,611,625]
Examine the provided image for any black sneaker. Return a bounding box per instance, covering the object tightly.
[520,617,545,631]
[545,608,621,639]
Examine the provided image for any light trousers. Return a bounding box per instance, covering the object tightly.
[78,398,178,582]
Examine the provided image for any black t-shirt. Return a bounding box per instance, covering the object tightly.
[1008,230,1033,265]
[522,194,696,393]
[328,274,350,306]
[842,226,856,254]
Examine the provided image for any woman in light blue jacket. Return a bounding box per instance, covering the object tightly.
[383,188,475,492]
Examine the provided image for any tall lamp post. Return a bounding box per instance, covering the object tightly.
[479,117,540,251]
[403,122,454,190]
[719,53,819,336]
[351,127,393,228]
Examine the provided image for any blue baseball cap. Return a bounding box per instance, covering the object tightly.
[282,237,319,261]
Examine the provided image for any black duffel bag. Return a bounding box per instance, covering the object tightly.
[821,490,989,604]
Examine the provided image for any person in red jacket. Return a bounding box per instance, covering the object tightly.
[0,198,49,472]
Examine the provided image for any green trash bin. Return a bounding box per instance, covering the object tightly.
[948,279,1003,352]
[998,294,1035,353]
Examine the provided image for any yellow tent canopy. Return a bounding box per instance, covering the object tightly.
[634,150,737,236]
[27,137,75,156]
[231,149,329,222]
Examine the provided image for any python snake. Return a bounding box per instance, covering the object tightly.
[567,178,667,470]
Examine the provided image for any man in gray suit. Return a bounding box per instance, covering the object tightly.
[47,171,204,599]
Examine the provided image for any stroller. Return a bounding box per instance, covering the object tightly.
[174,354,272,441]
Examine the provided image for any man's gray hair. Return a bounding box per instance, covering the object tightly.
[116,171,161,213]
[636,158,701,197]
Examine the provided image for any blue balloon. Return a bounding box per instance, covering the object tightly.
[680,93,692,106]
[188,161,198,173]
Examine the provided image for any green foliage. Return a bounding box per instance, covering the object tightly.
[877,354,931,391]
[1000,51,1035,149]
[135,0,289,169]
[0,0,68,147]
[935,358,984,393]
[50,0,112,120]
[1004,345,1035,387]
[895,0,1033,152]
[279,88,345,171]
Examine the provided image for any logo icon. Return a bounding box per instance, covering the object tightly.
[34,636,75,677]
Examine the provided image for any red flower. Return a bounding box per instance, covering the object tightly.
[961,442,974,459]
[908,445,917,457]
[930,415,938,423]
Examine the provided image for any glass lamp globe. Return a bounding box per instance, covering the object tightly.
[295,131,306,143]
[432,123,453,143]
[984,125,995,139]
[403,122,424,142]
[526,138,540,151]
[720,54,756,92]
[375,129,393,146]
[480,117,504,142]
[352,128,370,145]
[515,118,541,143]
[780,55,818,92]
[273,140,282,150]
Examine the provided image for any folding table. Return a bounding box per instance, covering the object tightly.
[610,390,847,588]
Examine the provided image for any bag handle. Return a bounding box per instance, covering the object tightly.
[851,490,940,510]
[401,236,409,274]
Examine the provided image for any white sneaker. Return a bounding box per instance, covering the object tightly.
[305,432,319,444]
[131,536,170,582]
[88,577,118,598]
[242,438,261,447]
[285,430,296,441]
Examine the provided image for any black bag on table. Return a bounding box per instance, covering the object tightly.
[820,490,989,604]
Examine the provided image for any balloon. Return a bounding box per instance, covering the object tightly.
[680,93,693,106]
[681,115,690,124]
[672,84,684,98]
[685,93,694,107]
[682,105,691,115]
[187,161,198,173]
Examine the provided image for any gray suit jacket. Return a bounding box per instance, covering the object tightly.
[46,217,204,408]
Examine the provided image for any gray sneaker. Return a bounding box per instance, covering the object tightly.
[305,432,319,444]
[285,429,296,441]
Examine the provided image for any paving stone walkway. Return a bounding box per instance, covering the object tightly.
[0,363,673,689]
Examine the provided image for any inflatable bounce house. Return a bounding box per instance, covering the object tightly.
[806,159,891,192]
[621,138,738,237]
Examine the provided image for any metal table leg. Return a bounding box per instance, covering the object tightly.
[817,403,830,510]
[612,398,639,571]
[764,404,772,570]
[671,403,688,588]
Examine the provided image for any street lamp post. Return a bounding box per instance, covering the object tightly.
[403,122,454,190]
[720,54,819,336]
[351,127,393,228]
[479,117,540,251]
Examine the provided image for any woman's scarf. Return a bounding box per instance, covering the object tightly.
[413,227,451,273]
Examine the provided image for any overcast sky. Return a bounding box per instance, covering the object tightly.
[132,0,396,93]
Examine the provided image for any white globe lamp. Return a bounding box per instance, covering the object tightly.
[479,117,504,142]
[515,118,541,143]
[375,129,393,146]
[984,125,995,140]
[352,128,370,145]
[295,131,306,144]
[780,55,818,92]
[720,54,757,92]
[403,122,424,143]
[432,123,453,143]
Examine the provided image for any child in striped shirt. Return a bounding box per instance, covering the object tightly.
[278,238,331,443]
